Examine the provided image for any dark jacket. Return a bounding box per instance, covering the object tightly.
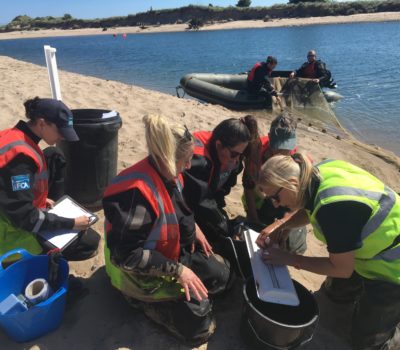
[183,132,243,239]
[247,62,277,96]
[296,60,330,87]
[0,121,74,232]
[103,158,195,277]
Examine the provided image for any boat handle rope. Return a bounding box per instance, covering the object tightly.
[176,85,186,98]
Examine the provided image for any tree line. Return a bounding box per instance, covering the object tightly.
[1,1,399,33]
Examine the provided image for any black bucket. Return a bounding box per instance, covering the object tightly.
[221,236,252,280]
[221,222,267,280]
[58,109,122,207]
[241,278,319,350]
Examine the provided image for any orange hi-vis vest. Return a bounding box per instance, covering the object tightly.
[0,127,48,209]
[104,157,181,261]
[193,131,215,185]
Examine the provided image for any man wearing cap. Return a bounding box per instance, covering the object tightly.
[247,56,281,106]
[242,113,307,254]
[0,97,99,261]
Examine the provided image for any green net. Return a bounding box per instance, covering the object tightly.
[272,77,347,135]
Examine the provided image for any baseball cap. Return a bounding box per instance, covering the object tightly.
[33,99,79,142]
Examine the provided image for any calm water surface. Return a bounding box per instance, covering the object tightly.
[0,21,399,154]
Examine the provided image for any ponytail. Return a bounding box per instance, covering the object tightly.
[23,97,41,121]
[258,152,318,208]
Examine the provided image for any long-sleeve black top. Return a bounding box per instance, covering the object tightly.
[103,160,196,277]
[247,62,277,96]
[183,141,243,211]
[0,121,74,233]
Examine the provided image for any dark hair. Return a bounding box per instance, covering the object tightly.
[23,96,41,121]
[211,117,252,148]
[266,56,278,65]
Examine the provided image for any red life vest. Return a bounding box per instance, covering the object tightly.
[192,131,215,185]
[103,157,181,261]
[302,62,317,79]
[247,62,272,82]
[246,136,298,184]
[0,127,48,209]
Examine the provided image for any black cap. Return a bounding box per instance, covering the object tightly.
[33,99,79,142]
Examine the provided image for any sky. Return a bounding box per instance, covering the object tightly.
[0,0,290,25]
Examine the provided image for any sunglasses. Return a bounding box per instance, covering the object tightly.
[268,187,283,204]
[307,54,316,58]
[227,147,243,159]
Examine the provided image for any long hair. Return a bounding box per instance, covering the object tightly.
[258,153,318,208]
[210,117,252,149]
[143,114,193,179]
[241,115,262,178]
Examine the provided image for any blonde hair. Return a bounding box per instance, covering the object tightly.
[142,114,193,179]
[258,153,318,208]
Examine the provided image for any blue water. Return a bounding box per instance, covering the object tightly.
[0,22,399,154]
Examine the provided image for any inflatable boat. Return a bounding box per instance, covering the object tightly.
[178,72,343,110]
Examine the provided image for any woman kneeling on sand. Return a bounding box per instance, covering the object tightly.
[102,114,231,345]
[256,153,400,350]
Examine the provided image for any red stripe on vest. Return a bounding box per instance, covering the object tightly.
[192,131,215,186]
[247,62,263,82]
[103,157,181,261]
[0,127,48,208]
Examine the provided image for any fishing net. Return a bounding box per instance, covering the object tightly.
[271,77,346,135]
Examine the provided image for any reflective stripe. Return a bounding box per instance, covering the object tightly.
[316,186,396,241]
[34,170,49,182]
[361,187,396,240]
[374,244,400,262]
[32,209,45,233]
[0,140,44,168]
[317,185,399,261]
[317,186,382,203]
[111,171,178,250]
[194,138,204,147]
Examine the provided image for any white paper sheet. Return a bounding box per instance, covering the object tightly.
[38,197,96,250]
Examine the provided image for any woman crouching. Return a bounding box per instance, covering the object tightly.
[103,114,231,345]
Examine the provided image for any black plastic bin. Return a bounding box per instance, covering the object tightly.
[58,109,122,207]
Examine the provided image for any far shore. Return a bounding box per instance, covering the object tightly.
[0,11,399,40]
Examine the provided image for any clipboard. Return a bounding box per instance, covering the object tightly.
[37,195,98,251]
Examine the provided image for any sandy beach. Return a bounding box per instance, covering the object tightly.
[0,12,399,40]
[0,54,399,349]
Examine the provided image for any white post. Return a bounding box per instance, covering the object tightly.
[44,45,62,100]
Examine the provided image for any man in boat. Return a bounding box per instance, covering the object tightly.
[247,56,281,105]
[289,50,335,89]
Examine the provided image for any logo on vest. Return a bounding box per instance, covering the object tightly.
[11,174,30,191]
[68,116,73,126]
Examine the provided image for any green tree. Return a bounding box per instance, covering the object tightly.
[62,14,73,20]
[236,0,251,7]
[288,0,328,3]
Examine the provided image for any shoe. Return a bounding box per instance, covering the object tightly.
[66,275,89,306]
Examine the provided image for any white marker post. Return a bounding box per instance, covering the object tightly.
[44,45,62,100]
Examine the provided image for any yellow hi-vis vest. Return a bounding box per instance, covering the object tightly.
[307,159,400,284]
